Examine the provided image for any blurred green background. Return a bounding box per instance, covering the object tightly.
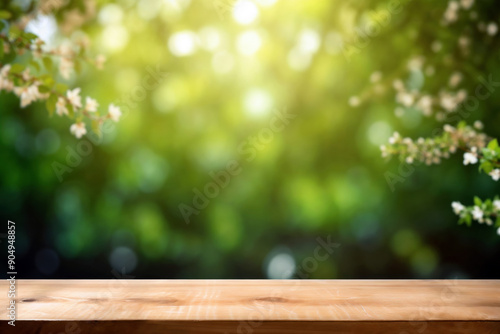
[1,0,499,279]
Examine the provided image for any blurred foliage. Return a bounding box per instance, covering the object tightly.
[0,0,499,279]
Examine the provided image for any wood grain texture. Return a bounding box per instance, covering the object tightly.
[0,280,499,333]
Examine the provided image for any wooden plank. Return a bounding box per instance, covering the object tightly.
[0,321,499,334]
[0,280,499,333]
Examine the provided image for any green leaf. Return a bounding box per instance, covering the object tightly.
[41,75,55,88]
[464,213,472,227]
[0,10,12,20]
[23,32,38,41]
[9,63,25,74]
[2,46,15,63]
[12,76,23,86]
[8,25,21,39]
[479,161,493,174]
[0,39,3,60]
[29,59,40,72]
[55,83,68,94]
[485,199,492,209]
[0,21,5,32]
[487,139,499,151]
[46,94,57,117]
[474,196,482,207]
[38,85,51,93]
[42,57,53,71]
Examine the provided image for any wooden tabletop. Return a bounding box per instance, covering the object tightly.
[1,280,499,333]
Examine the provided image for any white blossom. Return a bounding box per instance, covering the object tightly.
[463,152,478,165]
[380,145,388,157]
[444,1,459,23]
[460,0,474,9]
[487,22,498,36]
[348,96,360,107]
[493,200,500,211]
[431,41,442,52]
[417,96,433,116]
[397,91,414,107]
[451,201,465,214]
[497,227,500,236]
[449,72,462,87]
[448,1,459,10]
[0,65,13,91]
[443,124,455,132]
[0,64,10,78]
[0,79,13,91]
[370,71,382,83]
[32,81,49,100]
[108,104,122,122]
[440,93,459,112]
[473,120,484,130]
[85,97,98,112]
[56,97,68,116]
[393,79,405,91]
[22,68,31,81]
[59,58,73,80]
[407,57,424,70]
[471,206,483,221]
[388,132,401,144]
[66,88,82,109]
[13,85,39,108]
[70,122,87,139]
[456,89,467,102]
[489,169,500,181]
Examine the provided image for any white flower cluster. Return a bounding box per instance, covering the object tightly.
[452,200,500,233]
[459,130,500,182]
[0,65,14,92]
[43,43,106,80]
[28,37,106,80]
[381,123,488,166]
[463,149,478,165]
[392,72,467,119]
[478,21,499,36]
[490,169,500,181]
[382,132,450,165]
[0,66,50,107]
[443,0,474,24]
[1,64,121,139]
[486,22,498,36]
[58,88,122,138]
[443,0,499,38]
